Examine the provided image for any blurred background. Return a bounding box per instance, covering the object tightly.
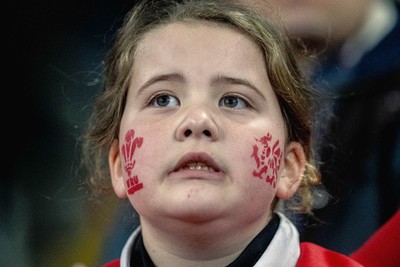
[3,0,399,267]
[3,1,135,266]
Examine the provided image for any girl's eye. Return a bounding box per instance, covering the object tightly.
[150,94,180,107]
[219,95,249,109]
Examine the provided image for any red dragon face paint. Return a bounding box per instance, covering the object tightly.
[121,129,144,195]
[251,132,283,188]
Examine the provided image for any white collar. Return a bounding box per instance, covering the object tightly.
[254,212,300,267]
[120,226,141,267]
[119,212,300,267]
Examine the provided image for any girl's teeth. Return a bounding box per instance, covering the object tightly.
[184,162,214,171]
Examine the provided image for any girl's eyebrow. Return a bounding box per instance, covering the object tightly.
[136,73,184,96]
[136,73,266,101]
[211,75,266,101]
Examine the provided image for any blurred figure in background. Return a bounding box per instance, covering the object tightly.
[236,0,400,254]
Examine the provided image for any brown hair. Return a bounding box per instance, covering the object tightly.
[81,0,321,214]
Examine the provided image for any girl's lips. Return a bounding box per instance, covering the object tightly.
[169,152,224,178]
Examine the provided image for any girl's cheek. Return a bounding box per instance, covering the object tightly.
[250,132,283,189]
[120,129,145,195]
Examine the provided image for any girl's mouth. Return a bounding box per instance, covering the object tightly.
[169,152,224,178]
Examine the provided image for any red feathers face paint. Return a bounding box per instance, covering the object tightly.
[251,132,283,188]
[121,129,144,195]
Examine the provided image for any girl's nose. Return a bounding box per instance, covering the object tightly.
[175,107,219,141]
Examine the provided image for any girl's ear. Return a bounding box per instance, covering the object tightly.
[276,142,306,200]
[109,139,128,199]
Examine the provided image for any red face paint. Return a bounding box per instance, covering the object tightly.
[251,132,283,188]
[121,129,144,195]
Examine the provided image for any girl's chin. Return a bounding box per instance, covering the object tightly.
[154,197,230,223]
[169,211,224,224]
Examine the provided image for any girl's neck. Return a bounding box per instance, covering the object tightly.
[139,213,272,267]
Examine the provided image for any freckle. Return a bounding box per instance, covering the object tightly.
[187,194,191,198]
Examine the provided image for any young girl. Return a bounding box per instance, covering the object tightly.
[81,0,363,266]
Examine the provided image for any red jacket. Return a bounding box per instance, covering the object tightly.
[350,209,400,267]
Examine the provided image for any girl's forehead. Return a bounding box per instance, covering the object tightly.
[132,21,268,80]
[134,20,262,64]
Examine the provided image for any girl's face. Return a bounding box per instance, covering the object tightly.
[109,22,304,228]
